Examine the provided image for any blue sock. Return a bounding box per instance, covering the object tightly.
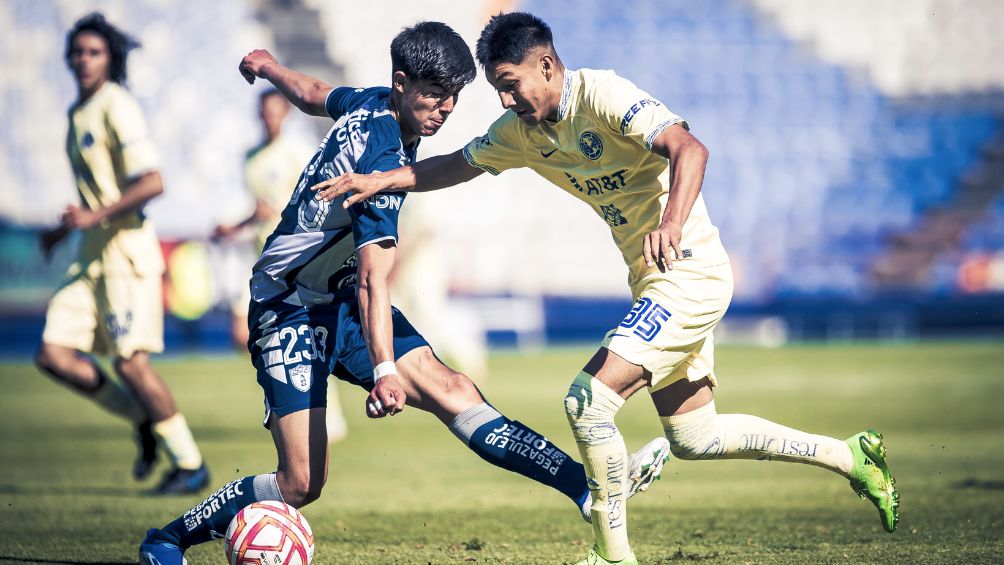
[151,473,283,549]
[450,403,590,503]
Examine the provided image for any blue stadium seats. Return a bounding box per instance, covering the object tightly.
[525,0,1001,299]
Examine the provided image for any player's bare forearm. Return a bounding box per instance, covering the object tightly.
[63,171,164,230]
[357,240,406,417]
[662,144,707,229]
[239,49,332,117]
[643,125,709,270]
[214,200,276,240]
[312,149,483,206]
[113,171,164,218]
[356,241,397,373]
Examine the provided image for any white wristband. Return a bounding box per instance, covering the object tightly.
[373,361,397,381]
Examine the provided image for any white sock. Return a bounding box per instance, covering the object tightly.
[153,413,204,470]
[662,401,853,477]
[565,372,632,561]
[253,472,284,502]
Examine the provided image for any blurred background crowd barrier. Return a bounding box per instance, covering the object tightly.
[1,0,1002,355]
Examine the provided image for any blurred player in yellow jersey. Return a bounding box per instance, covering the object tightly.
[316,12,900,564]
[213,89,348,443]
[35,13,209,494]
[214,90,311,349]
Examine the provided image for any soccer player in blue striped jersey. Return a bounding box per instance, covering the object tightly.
[139,22,669,565]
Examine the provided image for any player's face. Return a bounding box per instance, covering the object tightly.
[487,53,559,126]
[260,94,290,141]
[397,77,459,139]
[69,31,110,93]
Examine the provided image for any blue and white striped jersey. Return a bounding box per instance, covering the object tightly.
[250,86,415,307]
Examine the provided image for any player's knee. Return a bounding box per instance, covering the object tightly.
[35,343,70,375]
[113,352,149,380]
[277,469,326,507]
[445,371,481,403]
[662,403,722,460]
[564,372,622,445]
[666,433,705,460]
[34,344,56,373]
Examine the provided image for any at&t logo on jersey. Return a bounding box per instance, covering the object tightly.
[579,131,604,160]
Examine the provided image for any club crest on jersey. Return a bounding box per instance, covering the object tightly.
[473,133,492,151]
[600,204,628,227]
[579,131,603,160]
[289,364,312,392]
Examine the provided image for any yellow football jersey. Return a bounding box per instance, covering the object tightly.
[244,134,309,251]
[463,68,729,294]
[66,82,164,277]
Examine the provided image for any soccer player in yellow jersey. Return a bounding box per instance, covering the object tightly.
[315,12,899,564]
[214,89,348,443]
[35,13,209,495]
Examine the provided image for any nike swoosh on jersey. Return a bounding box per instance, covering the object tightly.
[541,148,558,158]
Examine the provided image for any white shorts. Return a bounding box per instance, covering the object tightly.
[42,271,164,358]
[604,262,733,392]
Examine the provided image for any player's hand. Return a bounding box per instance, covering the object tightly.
[312,172,386,207]
[643,221,684,272]
[39,226,69,259]
[61,205,101,231]
[239,49,279,84]
[366,375,406,418]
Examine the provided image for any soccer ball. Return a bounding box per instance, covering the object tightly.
[224,501,314,565]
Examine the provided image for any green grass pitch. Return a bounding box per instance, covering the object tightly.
[1,342,1003,564]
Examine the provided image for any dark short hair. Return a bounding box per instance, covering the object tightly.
[476,12,553,68]
[259,88,287,106]
[390,21,476,93]
[65,12,141,85]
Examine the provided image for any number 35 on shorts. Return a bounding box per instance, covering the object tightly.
[619,297,671,342]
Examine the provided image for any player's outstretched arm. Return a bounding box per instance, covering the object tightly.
[356,240,407,418]
[239,49,332,117]
[644,125,710,272]
[312,148,483,207]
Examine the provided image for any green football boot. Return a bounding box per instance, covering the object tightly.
[574,546,638,565]
[846,429,899,533]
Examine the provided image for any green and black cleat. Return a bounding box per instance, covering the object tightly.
[846,429,899,532]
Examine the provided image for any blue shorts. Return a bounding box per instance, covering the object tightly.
[248,295,429,423]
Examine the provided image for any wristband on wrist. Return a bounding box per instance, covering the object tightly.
[373,361,397,381]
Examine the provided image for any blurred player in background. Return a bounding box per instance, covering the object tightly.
[316,12,900,565]
[35,13,209,495]
[140,22,669,565]
[213,89,347,443]
[392,195,488,381]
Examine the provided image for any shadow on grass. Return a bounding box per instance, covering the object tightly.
[0,557,134,564]
[953,478,1004,490]
[0,483,172,498]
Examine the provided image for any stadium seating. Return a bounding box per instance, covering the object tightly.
[0,0,269,236]
[525,0,1002,299]
[2,0,1001,320]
